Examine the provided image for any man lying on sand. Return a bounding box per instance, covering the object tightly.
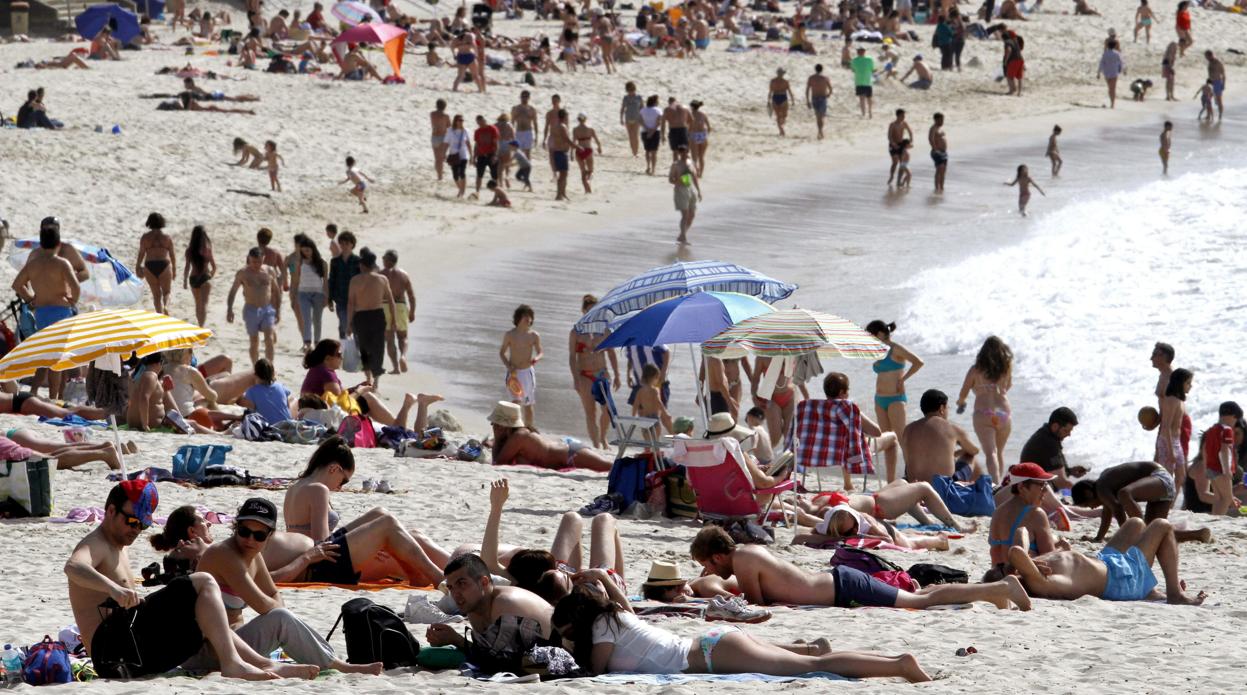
[0,430,133,470]
[487,401,614,472]
[690,526,1031,610]
[1001,518,1206,605]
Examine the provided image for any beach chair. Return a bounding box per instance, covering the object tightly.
[787,398,881,493]
[670,436,795,528]
[596,378,665,461]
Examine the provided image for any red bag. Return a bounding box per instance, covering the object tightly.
[871,570,920,592]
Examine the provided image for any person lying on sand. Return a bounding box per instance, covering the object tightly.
[28,53,90,69]
[157,92,256,114]
[790,502,953,550]
[65,481,313,681]
[0,430,134,470]
[0,389,108,421]
[999,517,1206,605]
[691,525,1032,610]
[181,77,261,102]
[487,401,614,472]
[1071,461,1211,542]
[795,480,978,532]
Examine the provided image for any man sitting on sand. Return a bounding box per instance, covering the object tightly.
[1004,517,1206,605]
[488,401,613,472]
[1071,461,1210,543]
[690,526,1031,610]
[901,389,981,483]
[65,481,316,681]
[338,45,383,81]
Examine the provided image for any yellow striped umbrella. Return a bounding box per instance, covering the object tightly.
[0,309,212,379]
[701,309,887,360]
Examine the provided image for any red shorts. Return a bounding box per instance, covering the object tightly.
[575,146,592,161]
[1005,59,1025,80]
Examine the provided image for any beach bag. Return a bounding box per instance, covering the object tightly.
[326,598,419,669]
[929,474,996,517]
[828,546,902,575]
[0,459,52,517]
[870,570,920,592]
[340,337,362,373]
[607,456,649,511]
[22,637,72,685]
[663,467,698,519]
[171,444,232,482]
[338,415,378,448]
[907,563,969,587]
[273,420,327,445]
[200,464,250,487]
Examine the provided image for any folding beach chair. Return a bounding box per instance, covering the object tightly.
[670,436,795,529]
[596,377,664,461]
[787,398,882,493]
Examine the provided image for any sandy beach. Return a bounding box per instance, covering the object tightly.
[2,0,1247,689]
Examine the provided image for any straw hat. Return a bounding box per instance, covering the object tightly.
[703,412,755,449]
[488,401,524,428]
[642,560,688,587]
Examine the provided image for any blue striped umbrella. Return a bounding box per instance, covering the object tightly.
[595,292,775,350]
[574,260,798,335]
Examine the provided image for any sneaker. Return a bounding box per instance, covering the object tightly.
[578,494,617,517]
[705,596,771,624]
[405,593,462,624]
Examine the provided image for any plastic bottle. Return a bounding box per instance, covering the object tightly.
[1,644,22,684]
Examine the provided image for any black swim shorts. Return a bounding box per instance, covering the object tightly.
[642,130,661,152]
[306,528,361,585]
[855,85,873,98]
[831,565,899,608]
[91,575,205,678]
[668,127,689,151]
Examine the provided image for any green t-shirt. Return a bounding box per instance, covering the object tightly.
[851,55,875,87]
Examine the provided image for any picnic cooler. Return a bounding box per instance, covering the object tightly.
[0,459,53,517]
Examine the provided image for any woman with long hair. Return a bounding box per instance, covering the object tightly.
[183,225,216,326]
[291,235,329,352]
[957,336,1013,484]
[1158,367,1193,493]
[865,319,924,481]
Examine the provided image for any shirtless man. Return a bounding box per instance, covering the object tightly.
[805,64,833,140]
[1071,461,1210,543]
[135,212,175,314]
[488,401,613,472]
[767,68,795,136]
[430,99,452,180]
[339,45,383,81]
[500,305,543,427]
[548,109,573,201]
[542,94,564,175]
[1205,50,1225,120]
[928,112,948,193]
[380,250,415,374]
[900,389,981,483]
[226,248,282,364]
[691,525,1031,610]
[425,554,555,665]
[256,227,288,292]
[887,109,913,186]
[1151,341,1174,406]
[64,481,314,681]
[511,90,539,161]
[662,97,693,160]
[11,219,80,400]
[347,248,396,389]
[1006,517,1205,605]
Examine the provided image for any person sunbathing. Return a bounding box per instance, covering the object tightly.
[282,436,449,585]
[354,384,443,432]
[159,92,256,114]
[0,429,134,470]
[164,349,242,429]
[795,479,978,532]
[487,401,614,472]
[791,503,952,550]
[126,353,215,433]
[34,53,90,69]
[553,583,931,681]
[89,27,122,60]
[986,463,1068,568]
[181,77,261,102]
[691,525,1032,610]
[338,47,384,81]
[0,389,108,420]
[1004,518,1206,605]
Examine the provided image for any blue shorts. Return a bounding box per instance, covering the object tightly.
[243,304,276,335]
[34,305,76,330]
[694,38,710,49]
[831,565,899,608]
[1212,79,1224,96]
[552,150,570,172]
[812,96,828,115]
[589,371,611,405]
[1098,546,1158,601]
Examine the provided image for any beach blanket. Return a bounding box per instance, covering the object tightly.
[37,415,108,428]
[51,505,234,525]
[802,536,923,552]
[590,672,850,684]
[278,579,435,592]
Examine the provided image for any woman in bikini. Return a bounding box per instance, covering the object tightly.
[794,480,977,533]
[957,336,1014,485]
[568,294,620,449]
[689,100,711,177]
[1158,368,1193,494]
[282,436,451,586]
[751,356,796,449]
[791,502,952,550]
[1134,0,1156,43]
[136,212,176,314]
[594,12,617,75]
[571,114,602,194]
[866,320,924,481]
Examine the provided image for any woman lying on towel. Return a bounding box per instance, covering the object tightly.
[0,429,134,470]
[790,502,953,550]
[792,480,978,533]
[552,583,931,681]
[282,436,451,585]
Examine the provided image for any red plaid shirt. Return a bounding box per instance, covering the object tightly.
[789,399,873,474]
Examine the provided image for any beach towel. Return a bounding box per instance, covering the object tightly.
[789,399,873,474]
[37,415,107,428]
[277,579,436,592]
[589,672,850,685]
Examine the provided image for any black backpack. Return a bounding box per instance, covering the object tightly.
[326,598,420,669]
[906,563,970,587]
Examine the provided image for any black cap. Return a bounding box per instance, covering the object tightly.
[236,498,278,529]
[40,216,59,231]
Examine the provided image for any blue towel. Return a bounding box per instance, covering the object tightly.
[38,415,108,428]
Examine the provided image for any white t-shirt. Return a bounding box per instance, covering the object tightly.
[639,106,662,131]
[592,612,690,674]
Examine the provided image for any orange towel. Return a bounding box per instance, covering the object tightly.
[278,578,435,592]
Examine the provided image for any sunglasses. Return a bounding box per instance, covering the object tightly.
[235,526,272,542]
[122,515,150,530]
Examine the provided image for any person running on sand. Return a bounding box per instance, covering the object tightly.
[263,140,284,192]
[340,156,375,213]
[1046,125,1063,175]
[572,114,602,193]
[767,68,794,136]
[1159,120,1173,174]
[430,99,451,180]
[500,304,543,426]
[65,481,311,681]
[347,248,395,389]
[232,138,264,168]
[1004,517,1206,605]
[886,109,912,186]
[805,64,833,140]
[227,247,282,364]
[488,402,614,472]
[1071,461,1210,542]
[691,525,1032,610]
[670,145,702,246]
[1135,0,1156,43]
[549,109,573,201]
[957,336,1014,483]
[1004,164,1044,215]
[620,82,644,157]
[136,212,175,314]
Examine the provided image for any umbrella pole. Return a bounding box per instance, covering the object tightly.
[109,414,128,478]
[688,343,708,432]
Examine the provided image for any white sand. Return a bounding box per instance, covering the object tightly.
[2,0,1246,689]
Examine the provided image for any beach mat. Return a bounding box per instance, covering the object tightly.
[278,578,435,592]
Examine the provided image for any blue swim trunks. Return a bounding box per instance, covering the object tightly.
[1098,546,1158,601]
[830,565,899,608]
[812,96,828,115]
[34,305,76,330]
[243,304,276,335]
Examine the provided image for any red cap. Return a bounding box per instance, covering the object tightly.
[1007,463,1055,484]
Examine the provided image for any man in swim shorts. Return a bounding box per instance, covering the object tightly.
[662,97,692,157]
[691,526,1031,610]
[900,389,981,484]
[510,90,538,160]
[1204,50,1225,119]
[805,64,833,140]
[226,247,281,364]
[767,68,794,136]
[65,481,311,681]
[11,218,81,400]
[548,109,573,201]
[927,112,948,193]
[1071,461,1210,543]
[487,402,614,472]
[380,250,415,374]
[850,47,875,118]
[886,109,913,186]
[1007,517,1206,604]
[347,248,396,389]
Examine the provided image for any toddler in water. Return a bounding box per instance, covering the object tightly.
[238,358,293,423]
[232,137,264,168]
[340,156,376,213]
[631,364,673,434]
[1195,81,1214,122]
[1046,125,1062,176]
[896,138,912,189]
[263,140,285,191]
[1158,121,1173,174]
[486,180,511,207]
[1005,164,1044,216]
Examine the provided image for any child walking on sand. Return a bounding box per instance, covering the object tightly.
[1005,164,1045,216]
[341,156,376,213]
[1159,121,1173,174]
[499,304,543,427]
[1047,126,1062,176]
[631,364,673,435]
[264,140,284,192]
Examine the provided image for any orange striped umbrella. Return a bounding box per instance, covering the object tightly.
[0,309,211,379]
[701,309,887,360]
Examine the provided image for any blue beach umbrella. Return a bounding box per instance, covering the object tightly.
[76,4,141,45]
[596,292,775,350]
